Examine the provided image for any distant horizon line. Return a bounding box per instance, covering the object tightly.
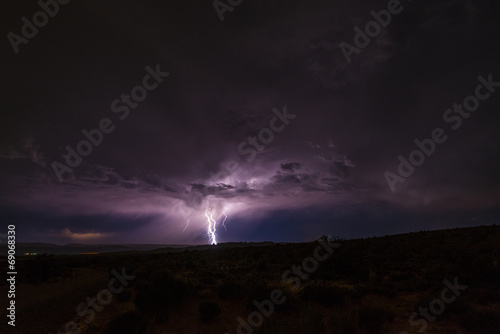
[3,224,498,247]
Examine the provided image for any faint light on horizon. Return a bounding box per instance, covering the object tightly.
[61,228,106,241]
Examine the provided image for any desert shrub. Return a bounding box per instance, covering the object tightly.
[372,284,397,298]
[352,284,370,299]
[134,272,190,316]
[152,271,190,301]
[19,254,69,285]
[295,308,325,333]
[245,284,273,310]
[115,289,132,302]
[256,260,268,271]
[200,276,216,285]
[105,311,149,334]
[358,305,394,334]
[330,309,359,334]
[199,300,221,322]
[257,307,324,334]
[317,249,369,282]
[459,255,500,286]
[185,259,196,269]
[460,309,500,333]
[440,295,470,318]
[274,290,299,315]
[393,272,414,281]
[134,283,161,314]
[217,281,241,300]
[467,287,500,305]
[413,293,437,312]
[300,285,345,307]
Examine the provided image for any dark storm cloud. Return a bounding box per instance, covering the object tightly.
[280,162,302,172]
[0,0,499,244]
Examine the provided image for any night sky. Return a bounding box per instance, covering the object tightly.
[1,0,499,245]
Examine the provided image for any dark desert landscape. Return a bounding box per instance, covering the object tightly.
[0,226,499,333]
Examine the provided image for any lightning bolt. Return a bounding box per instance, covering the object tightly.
[222,204,233,232]
[221,211,228,231]
[205,209,217,245]
[182,216,191,233]
[190,204,232,245]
